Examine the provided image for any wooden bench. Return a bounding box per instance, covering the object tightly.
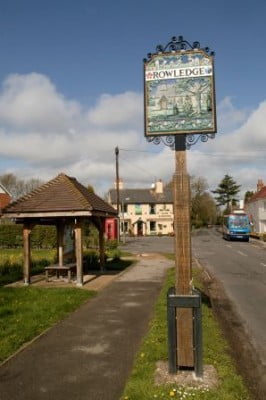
[44,263,76,283]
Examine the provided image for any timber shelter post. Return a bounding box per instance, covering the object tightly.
[74,218,83,286]
[57,220,65,267]
[98,218,105,272]
[23,223,33,285]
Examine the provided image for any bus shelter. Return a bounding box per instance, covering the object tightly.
[1,173,117,286]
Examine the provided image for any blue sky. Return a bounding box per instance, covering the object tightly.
[0,0,265,196]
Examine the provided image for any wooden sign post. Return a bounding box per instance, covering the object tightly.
[144,36,216,371]
[173,134,193,367]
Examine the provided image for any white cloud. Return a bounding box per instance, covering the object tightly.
[217,96,250,133]
[188,99,266,198]
[0,73,81,132]
[87,92,143,129]
[0,72,265,198]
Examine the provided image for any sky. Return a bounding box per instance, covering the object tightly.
[0,0,265,198]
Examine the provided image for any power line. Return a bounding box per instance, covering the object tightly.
[119,148,158,153]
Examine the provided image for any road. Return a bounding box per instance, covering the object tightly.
[192,228,266,361]
[121,231,266,397]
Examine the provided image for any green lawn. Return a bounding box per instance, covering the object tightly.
[0,249,56,286]
[0,248,56,263]
[121,267,250,400]
[0,286,96,362]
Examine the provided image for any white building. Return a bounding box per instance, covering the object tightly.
[108,180,174,236]
[246,179,266,234]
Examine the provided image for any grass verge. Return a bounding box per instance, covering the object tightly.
[121,266,250,400]
[0,286,96,363]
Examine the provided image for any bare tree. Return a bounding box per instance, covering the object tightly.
[0,173,43,200]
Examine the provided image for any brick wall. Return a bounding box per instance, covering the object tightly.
[0,193,11,209]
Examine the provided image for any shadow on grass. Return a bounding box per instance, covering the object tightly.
[84,258,135,275]
[194,287,212,308]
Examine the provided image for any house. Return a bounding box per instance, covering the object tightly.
[0,183,12,214]
[107,179,174,236]
[246,179,266,234]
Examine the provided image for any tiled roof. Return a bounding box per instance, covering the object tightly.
[249,186,266,202]
[109,188,173,204]
[2,173,117,216]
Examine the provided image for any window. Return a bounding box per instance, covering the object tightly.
[121,221,128,233]
[135,204,142,215]
[150,221,156,232]
[121,203,128,213]
[149,204,156,214]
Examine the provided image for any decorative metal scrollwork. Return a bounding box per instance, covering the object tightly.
[146,136,175,148]
[146,133,215,150]
[143,35,214,63]
[186,133,215,149]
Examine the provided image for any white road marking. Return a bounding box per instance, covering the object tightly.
[261,263,266,267]
[237,251,248,257]
[226,244,232,248]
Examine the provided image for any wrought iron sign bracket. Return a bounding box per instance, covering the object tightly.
[143,35,215,63]
[146,133,215,150]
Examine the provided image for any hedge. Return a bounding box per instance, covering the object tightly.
[0,225,57,249]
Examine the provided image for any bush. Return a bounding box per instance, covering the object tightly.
[105,239,118,251]
[0,224,56,249]
[83,249,100,271]
[107,248,121,261]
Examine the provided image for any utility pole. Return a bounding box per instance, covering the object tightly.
[115,146,120,241]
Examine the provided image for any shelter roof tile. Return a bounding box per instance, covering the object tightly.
[2,173,117,216]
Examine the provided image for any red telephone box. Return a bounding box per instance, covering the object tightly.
[105,218,118,240]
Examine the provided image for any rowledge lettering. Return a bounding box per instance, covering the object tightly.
[145,66,212,81]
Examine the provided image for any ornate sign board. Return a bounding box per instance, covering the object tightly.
[144,49,216,136]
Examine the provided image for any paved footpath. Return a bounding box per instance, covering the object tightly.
[0,255,173,400]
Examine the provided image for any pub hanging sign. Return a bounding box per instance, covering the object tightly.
[144,49,216,136]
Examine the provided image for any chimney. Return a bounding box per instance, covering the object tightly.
[155,179,163,194]
[257,179,264,192]
[114,179,124,190]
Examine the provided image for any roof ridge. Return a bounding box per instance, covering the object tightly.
[6,174,64,208]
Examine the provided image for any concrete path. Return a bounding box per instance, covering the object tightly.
[0,254,173,400]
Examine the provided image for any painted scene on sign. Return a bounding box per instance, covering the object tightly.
[145,51,216,135]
